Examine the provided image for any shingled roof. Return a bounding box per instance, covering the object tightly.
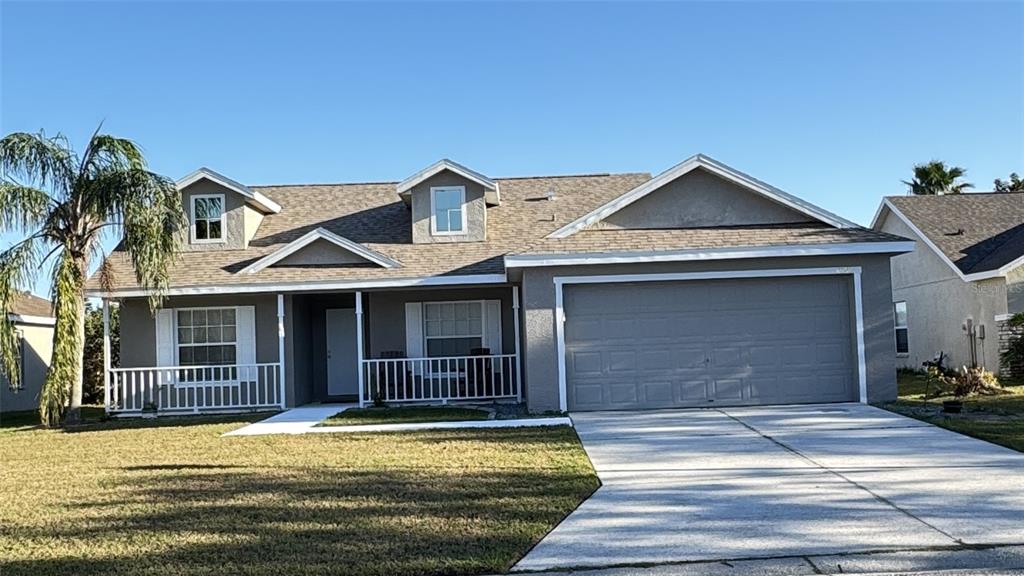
[7,292,53,319]
[90,166,907,295]
[880,193,1024,276]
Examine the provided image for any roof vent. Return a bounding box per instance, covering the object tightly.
[945,228,965,236]
[545,189,557,201]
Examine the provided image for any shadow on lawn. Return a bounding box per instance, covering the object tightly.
[5,456,597,576]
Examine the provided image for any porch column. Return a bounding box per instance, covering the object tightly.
[277,294,286,409]
[102,298,111,414]
[512,286,522,402]
[355,291,365,407]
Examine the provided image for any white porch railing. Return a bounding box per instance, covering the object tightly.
[361,354,519,405]
[108,363,284,415]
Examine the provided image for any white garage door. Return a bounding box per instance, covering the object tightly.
[564,276,857,411]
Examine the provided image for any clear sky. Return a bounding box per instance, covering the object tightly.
[2,1,1023,297]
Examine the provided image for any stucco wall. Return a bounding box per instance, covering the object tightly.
[410,171,487,244]
[0,321,53,413]
[178,180,247,251]
[519,254,898,412]
[880,212,1008,371]
[274,241,370,266]
[597,168,814,230]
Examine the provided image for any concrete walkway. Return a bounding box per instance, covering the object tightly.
[515,403,1024,572]
[222,404,352,436]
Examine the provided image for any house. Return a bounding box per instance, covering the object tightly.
[87,154,913,416]
[873,192,1024,374]
[1,293,54,413]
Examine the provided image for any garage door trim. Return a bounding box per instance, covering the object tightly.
[553,266,867,411]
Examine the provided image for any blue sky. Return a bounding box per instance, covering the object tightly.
[2,1,1022,297]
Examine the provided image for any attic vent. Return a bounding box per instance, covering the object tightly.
[545,189,557,201]
[945,228,965,236]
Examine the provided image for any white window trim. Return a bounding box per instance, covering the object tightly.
[172,306,239,385]
[894,301,909,357]
[190,194,227,244]
[430,186,467,236]
[422,300,486,356]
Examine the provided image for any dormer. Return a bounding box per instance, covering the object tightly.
[396,159,499,244]
[175,168,281,251]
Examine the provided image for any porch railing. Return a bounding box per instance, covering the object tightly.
[361,354,519,405]
[108,363,284,415]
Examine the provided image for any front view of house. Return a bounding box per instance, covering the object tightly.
[87,155,914,415]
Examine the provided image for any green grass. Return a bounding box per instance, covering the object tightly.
[319,405,491,427]
[0,406,107,431]
[884,371,1024,452]
[0,413,597,576]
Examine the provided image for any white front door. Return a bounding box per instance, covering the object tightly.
[325,308,359,397]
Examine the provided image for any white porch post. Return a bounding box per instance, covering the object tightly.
[277,294,286,409]
[102,298,111,414]
[355,291,365,407]
[512,286,522,402]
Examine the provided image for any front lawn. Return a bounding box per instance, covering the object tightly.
[0,414,597,576]
[884,371,1024,452]
[319,405,491,427]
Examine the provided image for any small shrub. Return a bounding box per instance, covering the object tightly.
[939,366,1003,398]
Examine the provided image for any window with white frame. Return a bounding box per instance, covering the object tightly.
[191,195,225,242]
[894,301,909,355]
[176,308,237,366]
[423,301,483,357]
[10,330,24,390]
[430,186,466,235]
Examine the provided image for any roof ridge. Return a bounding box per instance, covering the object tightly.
[886,191,1024,199]
[250,172,650,189]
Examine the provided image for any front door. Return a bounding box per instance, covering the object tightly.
[326,308,359,397]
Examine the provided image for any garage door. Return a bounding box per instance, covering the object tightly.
[565,276,857,411]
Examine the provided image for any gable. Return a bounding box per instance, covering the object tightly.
[595,167,815,230]
[271,239,376,267]
[239,228,401,274]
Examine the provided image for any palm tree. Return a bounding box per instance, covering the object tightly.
[903,161,974,195]
[0,127,185,426]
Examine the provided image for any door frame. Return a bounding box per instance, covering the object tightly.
[553,266,867,411]
[325,307,359,397]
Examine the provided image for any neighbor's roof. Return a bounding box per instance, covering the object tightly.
[90,168,907,295]
[8,292,53,319]
[879,193,1024,276]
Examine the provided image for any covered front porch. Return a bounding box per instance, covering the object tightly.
[104,285,523,416]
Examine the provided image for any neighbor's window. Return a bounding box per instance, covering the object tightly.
[176,308,237,366]
[430,186,466,235]
[424,301,483,357]
[894,301,909,355]
[11,330,24,390]
[191,195,225,242]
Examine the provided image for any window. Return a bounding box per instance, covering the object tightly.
[191,195,225,243]
[894,301,909,355]
[430,186,466,235]
[9,330,24,390]
[176,308,237,366]
[424,301,483,357]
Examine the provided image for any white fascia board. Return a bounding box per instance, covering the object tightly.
[396,159,498,201]
[547,154,857,239]
[177,167,282,214]
[504,241,915,268]
[8,313,56,326]
[239,228,402,274]
[85,273,509,298]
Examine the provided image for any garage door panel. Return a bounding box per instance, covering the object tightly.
[565,276,857,411]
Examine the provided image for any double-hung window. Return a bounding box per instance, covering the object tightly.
[176,308,237,382]
[893,301,909,355]
[191,195,225,243]
[423,301,483,357]
[430,186,466,235]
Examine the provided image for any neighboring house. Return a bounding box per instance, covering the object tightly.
[872,192,1024,374]
[1,293,54,413]
[86,154,913,416]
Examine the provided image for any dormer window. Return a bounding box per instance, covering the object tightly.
[430,186,466,235]
[191,194,225,243]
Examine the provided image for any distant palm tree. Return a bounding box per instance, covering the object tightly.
[903,161,973,195]
[0,127,185,426]
[994,173,1024,193]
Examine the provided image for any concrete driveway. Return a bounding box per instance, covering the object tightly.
[515,403,1024,572]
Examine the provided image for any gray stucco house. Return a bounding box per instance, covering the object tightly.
[873,193,1024,374]
[88,154,913,416]
[1,293,54,413]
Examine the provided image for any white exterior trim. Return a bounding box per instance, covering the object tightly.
[505,241,914,268]
[429,186,468,236]
[177,167,282,214]
[87,273,509,298]
[355,291,365,408]
[548,154,857,238]
[873,199,1019,282]
[277,294,287,410]
[7,313,55,326]
[239,228,401,274]
[552,266,869,412]
[189,193,227,244]
[396,158,498,201]
[102,299,111,414]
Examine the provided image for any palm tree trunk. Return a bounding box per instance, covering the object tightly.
[41,252,86,427]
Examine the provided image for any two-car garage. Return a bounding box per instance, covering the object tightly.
[562,273,861,411]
